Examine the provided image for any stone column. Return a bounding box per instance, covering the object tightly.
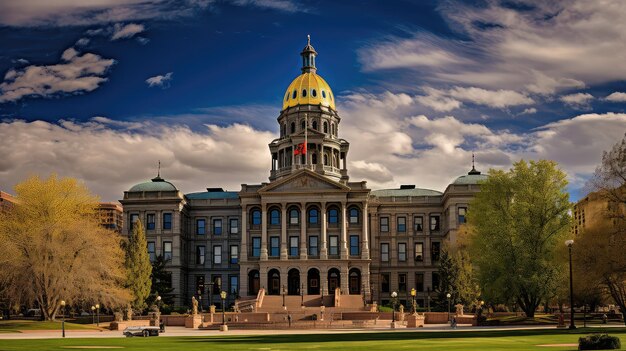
[260,203,268,260]
[240,206,248,261]
[280,204,288,260]
[361,202,370,260]
[341,265,349,294]
[300,203,308,259]
[340,202,348,260]
[320,202,328,259]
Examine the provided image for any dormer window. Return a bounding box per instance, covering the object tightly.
[312,89,317,97]
[302,89,307,97]
[292,90,297,99]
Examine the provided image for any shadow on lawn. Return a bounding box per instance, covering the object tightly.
[180,327,626,345]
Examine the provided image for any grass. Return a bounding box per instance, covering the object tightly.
[0,320,104,333]
[0,328,624,350]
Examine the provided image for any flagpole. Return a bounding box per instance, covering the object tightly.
[304,113,308,166]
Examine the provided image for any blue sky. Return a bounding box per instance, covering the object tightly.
[1,0,626,201]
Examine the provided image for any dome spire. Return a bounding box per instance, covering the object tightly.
[152,160,165,182]
[301,34,317,73]
[468,153,481,175]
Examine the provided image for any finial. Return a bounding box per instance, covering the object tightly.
[468,152,481,175]
[472,153,475,169]
[157,160,161,177]
[152,160,164,181]
[307,34,310,45]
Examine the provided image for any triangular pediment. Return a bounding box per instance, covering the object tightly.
[259,169,349,194]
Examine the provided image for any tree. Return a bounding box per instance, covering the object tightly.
[467,160,571,317]
[125,220,152,310]
[433,238,481,310]
[0,175,131,320]
[148,255,175,307]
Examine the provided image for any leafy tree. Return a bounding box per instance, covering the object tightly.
[433,238,481,311]
[467,160,571,317]
[124,220,152,310]
[0,174,131,320]
[148,255,175,307]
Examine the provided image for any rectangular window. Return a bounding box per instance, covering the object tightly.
[289,236,299,257]
[398,243,407,262]
[398,273,407,292]
[130,214,139,231]
[329,235,338,255]
[196,245,205,265]
[163,241,172,261]
[430,215,440,232]
[414,216,423,231]
[213,219,222,235]
[147,214,155,230]
[416,273,424,292]
[432,272,440,290]
[415,243,424,262]
[397,217,406,232]
[212,275,222,294]
[381,273,390,293]
[270,236,280,257]
[381,243,389,262]
[252,237,261,257]
[350,235,359,256]
[230,275,239,296]
[147,241,156,262]
[163,213,172,230]
[230,245,238,264]
[380,217,389,232]
[230,218,239,234]
[196,219,205,235]
[309,236,319,256]
[213,245,222,264]
[458,207,467,224]
[431,242,441,261]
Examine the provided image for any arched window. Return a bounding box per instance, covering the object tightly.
[312,153,317,164]
[331,123,335,135]
[301,120,306,130]
[323,121,328,133]
[324,154,328,166]
[289,207,300,225]
[292,90,297,99]
[322,90,326,98]
[308,208,319,224]
[328,207,339,224]
[349,207,359,224]
[251,209,261,225]
[290,122,295,134]
[302,89,307,97]
[281,124,285,137]
[270,209,280,225]
[330,92,333,101]
[312,121,318,130]
[312,89,317,97]
[285,92,289,101]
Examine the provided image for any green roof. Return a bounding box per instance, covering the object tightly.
[371,188,442,197]
[186,191,239,200]
[128,176,178,192]
[452,173,488,185]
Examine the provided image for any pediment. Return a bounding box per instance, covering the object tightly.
[260,169,349,194]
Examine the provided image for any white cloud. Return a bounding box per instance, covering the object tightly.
[560,92,594,107]
[605,92,626,102]
[111,23,145,40]
[231,0,303,12]
[146,72,173,88]
[520,108,537,115]
[75,38,90,46]
[447,87,534,108]
[0,47,115,103]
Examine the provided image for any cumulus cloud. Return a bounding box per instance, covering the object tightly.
[519,108,537,115]
[0,47,115,103]
[75,38,90,46]
[605,92,626,102]
[560,92,594,107]
[146,72,173,88]
[414,86,533,111]
[111,23,145,40]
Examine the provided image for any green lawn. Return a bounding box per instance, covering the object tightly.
[0,328,624,351]
[0,320,104,333]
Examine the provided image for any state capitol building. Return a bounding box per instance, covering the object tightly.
[121,38,487,310]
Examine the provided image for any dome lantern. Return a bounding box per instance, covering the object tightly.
[301,34,317,73]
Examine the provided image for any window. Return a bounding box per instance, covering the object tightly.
[302,89,307,97]
[414,216,423,231]
[349,207,359,224]
[398,243,407,262]
[147,241,156,262]
[230,218,238,234]
[415,243,424,261]
[381,243,389,262]
[312,121,318,130]
[399,273,407,292]
[251,209,261,225]
[230,275,239,295]
[162,213,172,230]
[290,122,295,134]
[432,272,440,290]
[270,236,280,257]
[322,90,326,98]
[213,245,222,264]
[292,90,297,99]
[328,208,338,224]
[349,235,359,256]
[416,273,424,292]
[196,219,205,235]
[323,121,328,133]
[381,273,390,293]
[430,215,440,231]
[431,242,441,261]
[270,209,280,225]
[213,219,222,235]
[230,245,238,264]
[312,89,317,97]
[301,121,306,130]
[380,217,389,232]
[212,275,222,294]
[252,237,261,257]
[147,214,155,230]
[458,207,467,224]
[308,208,318,224]
[163,241,172,261]
[285,92,289,101]
[289,236,299,256]
[130,214,139,231]
[290,208,299,225]
[309,236,319,256]
[329,235,339,255]
[196,245,205,265]
[397,217,406,232]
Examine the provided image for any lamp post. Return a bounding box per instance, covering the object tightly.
[446,293,452,323]
[91,305,95,324]
[301,283,304,308]
[156,296,162,312]
[410,288,416,314]
[565,239,576,329]
[60,300,66,338]
[391,291,398,326]
[282,285,286,310]
[197,289,203,313]
[220,290,227,331]
[427,287,431,312]
[95,304,100,326]
[321,285,324,307]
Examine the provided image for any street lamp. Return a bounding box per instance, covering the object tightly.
[197,289,203,313]
[60,300,66,338]
[220,291,227,327]
[565,239,576,330]
[446,293,452,323]
[301,283,304,308]
[282,285,286,310]
[391,291,398,325]
[410,288,416,314]
[91,305,95,324]
[156,296,162,313]
[95,304,100,326]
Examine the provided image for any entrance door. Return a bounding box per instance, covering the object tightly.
[248,270,260,296]
[328,268,340,294]
[307,268,320,295]
[288,269,300,295]
[268,269,280,295]
[349,268,361,295]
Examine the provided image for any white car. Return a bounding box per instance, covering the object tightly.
[123,326,160,337]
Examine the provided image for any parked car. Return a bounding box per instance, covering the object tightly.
[123,326,160,337]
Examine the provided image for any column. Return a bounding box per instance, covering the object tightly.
[363,265,371,301]
[260,203,268,260]
[340,202,348,260]
[280,204,288,260]
[240,207,248,261]
[341,265,349,294]
[320,202,328,259]
[361,202,370,260]
[300,203,308,259]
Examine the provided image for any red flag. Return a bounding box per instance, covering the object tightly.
[294,143,307,155]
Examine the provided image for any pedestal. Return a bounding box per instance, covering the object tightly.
[407,314,425,328]
[219,324,229,332]
[390,321,399,328]
[185,315,202,329]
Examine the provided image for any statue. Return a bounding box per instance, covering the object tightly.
[125,305,133,321]
[455,303,464,316]
[192,296,199,315]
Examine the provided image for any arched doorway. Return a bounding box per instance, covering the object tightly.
[307,268,320,295]
[248,270,260,296]
[288,268,300,295]
[349,268,361,295]
[268,269,280,295]
[328,268,340,294]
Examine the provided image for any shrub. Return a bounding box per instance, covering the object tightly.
[578,334,621,350]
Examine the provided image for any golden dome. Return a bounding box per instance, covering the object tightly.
[282,72,336,111]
